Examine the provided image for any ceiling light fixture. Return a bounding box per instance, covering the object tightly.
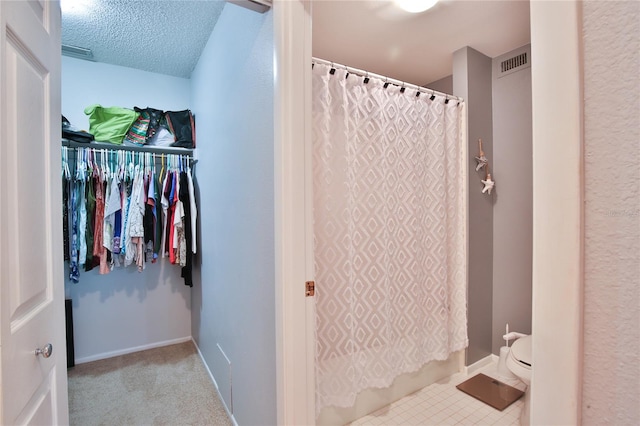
[394,0,439,14]
[61,0,95,16]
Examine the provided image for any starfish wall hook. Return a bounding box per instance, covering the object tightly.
[482,173,495,194]
[475,138,488,171]
[475,139,495,195]
[475,154,488,171]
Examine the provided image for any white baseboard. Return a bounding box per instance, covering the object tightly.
[74,336,192,364]
[192,338,238,426]
[464,354,495,376]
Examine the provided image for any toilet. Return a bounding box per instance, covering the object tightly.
[506,335,532,426]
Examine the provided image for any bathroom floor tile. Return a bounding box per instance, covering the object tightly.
[349,361,525,426]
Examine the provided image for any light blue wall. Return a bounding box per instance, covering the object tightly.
[189,3,275,425]
[62,57,192,363]
[62,56,191,132]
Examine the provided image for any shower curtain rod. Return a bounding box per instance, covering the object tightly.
[312,57,464,103]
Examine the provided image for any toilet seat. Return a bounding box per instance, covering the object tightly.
[511,334,532,367]
[507,335,532,384]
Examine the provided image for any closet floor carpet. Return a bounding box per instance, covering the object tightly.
[68,341,232,426]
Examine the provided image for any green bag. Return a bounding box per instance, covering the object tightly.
[84,104,139,144]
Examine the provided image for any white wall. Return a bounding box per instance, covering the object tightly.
[62,56,190,132]
[189,3,276,425]
[62,57,192,362]
[581,1,639,424]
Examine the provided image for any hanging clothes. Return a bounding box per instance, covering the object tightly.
[77,179,87,266]
[93,173,109,274]
[69,178,80,282]
[161,170,171,258]
[186,167,197,254]
[144,171,156,263]
[76,149,88,267]
[153,171,163,258]
[103,175,121,257]
[63,177,70,261]
[84,173,96,271]
[179,171,193,287]
[171,171,182,265]
[61,145,196,283]
[124,165,145,271]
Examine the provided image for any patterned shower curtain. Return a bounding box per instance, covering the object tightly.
[312,62,468,414]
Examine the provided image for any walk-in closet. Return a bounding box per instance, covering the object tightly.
[61,1,277,424]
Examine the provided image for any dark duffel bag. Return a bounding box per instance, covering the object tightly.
[165,110,195,148]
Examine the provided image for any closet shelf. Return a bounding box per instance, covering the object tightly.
[62,139,194,156]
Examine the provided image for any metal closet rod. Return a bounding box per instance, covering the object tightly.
[312,57,464,103]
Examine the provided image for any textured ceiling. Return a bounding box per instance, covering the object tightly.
[62,0,530,85]
[61,0,226,78]
[312,0,531,86]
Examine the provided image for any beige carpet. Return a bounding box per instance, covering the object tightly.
[68,341,233,426]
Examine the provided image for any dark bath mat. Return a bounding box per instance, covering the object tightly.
[456,373,524,411]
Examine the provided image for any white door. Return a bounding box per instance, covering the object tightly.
[0,0,68,424]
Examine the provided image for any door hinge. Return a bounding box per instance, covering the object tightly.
[305,281,315,297]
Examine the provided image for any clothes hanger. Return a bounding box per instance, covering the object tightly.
[159,153,165,183]
[127,151,134,181]
[86,148,93,174]
[62,146,70,179]
[101,149,106,180]
[75,148,84,181]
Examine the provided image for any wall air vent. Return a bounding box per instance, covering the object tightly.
[495,47,531,79]
[501,52,527,73]
[62,44,95,61]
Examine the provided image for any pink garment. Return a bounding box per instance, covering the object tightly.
[93,175,109,275]
[132,236,144,272]
[168,172,178,264]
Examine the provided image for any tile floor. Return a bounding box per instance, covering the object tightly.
[349,361,526,426]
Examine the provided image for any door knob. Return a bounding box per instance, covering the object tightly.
[35,343,53,358]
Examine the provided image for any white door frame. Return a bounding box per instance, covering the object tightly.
[274,0,586,424]
[0,0,582,422]
[274,1,315,425]
[530,0,583,424]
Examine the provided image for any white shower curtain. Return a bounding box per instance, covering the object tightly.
[312,63,468,414]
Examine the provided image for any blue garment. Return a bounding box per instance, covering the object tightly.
[69,180,80,283]
[113,208,122,254]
